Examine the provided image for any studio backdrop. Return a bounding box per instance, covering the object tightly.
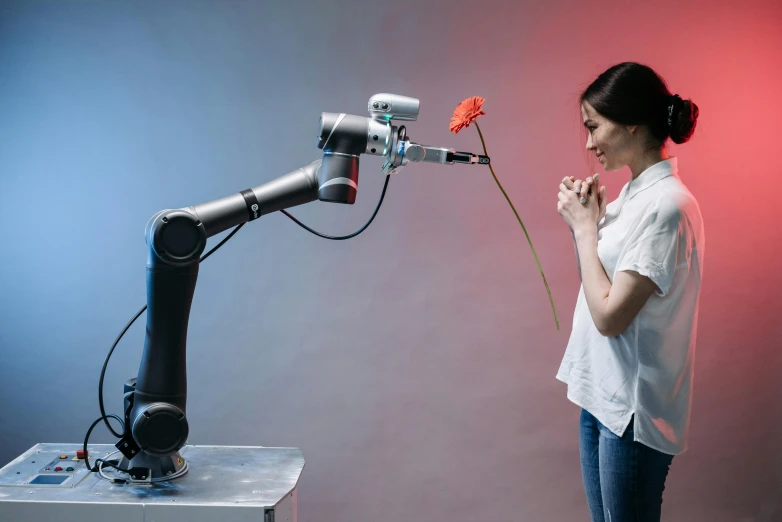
[1,1,780,520]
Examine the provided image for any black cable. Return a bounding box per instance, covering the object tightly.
[199,222,245,262]
[83,414,137,479]
[99,309,144,438]
[90,174,390,472]
[280,174,391,240]
[83,414,124,472]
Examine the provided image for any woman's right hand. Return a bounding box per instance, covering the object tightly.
[561,174,607,226]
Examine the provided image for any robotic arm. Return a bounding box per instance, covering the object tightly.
[113,94,489,481]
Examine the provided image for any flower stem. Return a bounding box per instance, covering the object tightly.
[474,122,560,330]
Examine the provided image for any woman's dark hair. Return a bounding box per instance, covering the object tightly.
[581,62,699,145]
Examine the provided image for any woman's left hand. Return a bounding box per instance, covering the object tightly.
[558,175,600,235]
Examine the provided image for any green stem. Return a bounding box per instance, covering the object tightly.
[474,121,560,330]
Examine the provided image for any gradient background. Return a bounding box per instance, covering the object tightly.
[1,1,781,520]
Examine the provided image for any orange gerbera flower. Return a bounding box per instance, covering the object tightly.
[449,95,560,330]
[449,96,486,134]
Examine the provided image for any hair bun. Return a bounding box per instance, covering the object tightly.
[670,96,699,144]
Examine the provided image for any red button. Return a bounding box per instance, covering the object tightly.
[54,466,63,472]
[76,449,88,459]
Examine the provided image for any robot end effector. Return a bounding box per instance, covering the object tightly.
[316,93,490,204]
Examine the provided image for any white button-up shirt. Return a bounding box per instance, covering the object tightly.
[556,157,705,455]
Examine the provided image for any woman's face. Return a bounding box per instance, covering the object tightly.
[581,101,634,172]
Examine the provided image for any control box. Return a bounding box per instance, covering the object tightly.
[0,443,304,522]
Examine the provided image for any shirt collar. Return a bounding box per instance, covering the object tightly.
[626,157,678,200]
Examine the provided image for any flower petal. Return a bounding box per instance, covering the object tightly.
[450,96,486,134]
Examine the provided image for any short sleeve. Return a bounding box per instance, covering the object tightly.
[616,197,683,297]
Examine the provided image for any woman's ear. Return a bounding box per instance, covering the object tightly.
[627,124,638,135]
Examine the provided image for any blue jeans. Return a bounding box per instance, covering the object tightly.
[579,409,674,522]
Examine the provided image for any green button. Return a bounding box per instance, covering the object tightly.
[66,467,74,472]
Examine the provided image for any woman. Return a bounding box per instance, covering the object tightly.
[555,62,705,522]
